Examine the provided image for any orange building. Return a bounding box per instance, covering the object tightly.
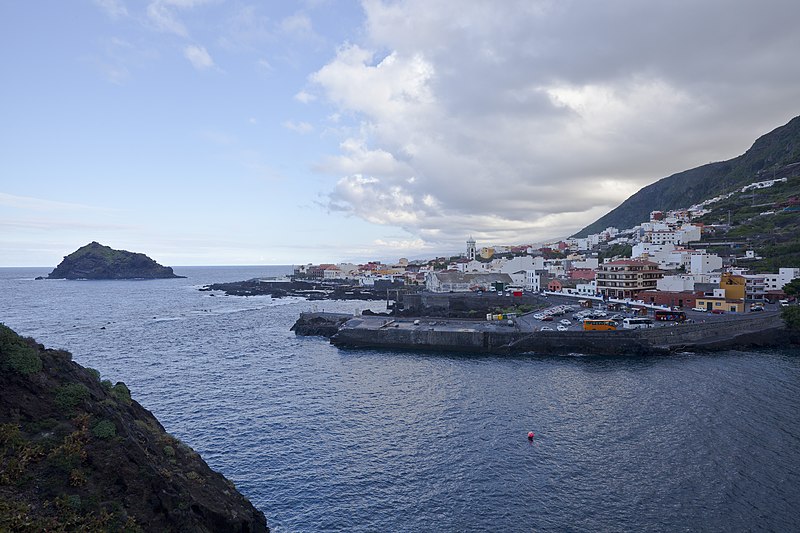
[720,273,746,300]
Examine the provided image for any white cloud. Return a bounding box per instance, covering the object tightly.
[283,121,314,134]
[310,0,800,249]
[294,90,316,103]
[184,44,214,70]
[280,13,313,37]
[94,0,128,19]
[147,0,215,37]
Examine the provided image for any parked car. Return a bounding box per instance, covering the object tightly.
[557,325,568,331]
[541,326,553,331]
[711,309,725,314]
[692,307,707,312]
[560,319,571,326]
[541,316,553,321]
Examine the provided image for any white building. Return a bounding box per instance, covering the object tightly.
[689,253,723,275]
[632,242,675,258]
[763,267,800,291]
[499,255,544,275]
[657,275,697,292]
[466,237,476,260]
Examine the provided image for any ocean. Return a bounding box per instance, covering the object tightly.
[2,266,800,532]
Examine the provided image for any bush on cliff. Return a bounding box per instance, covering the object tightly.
[782,305,800,331]
[0,323,42,375]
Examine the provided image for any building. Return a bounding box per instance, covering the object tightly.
[719,273,746,300]
[689,253,723,275]
[466,236,476,261]
[425,271,514,293]
[695,297,745,313]
[763,268,800,291]
[595,259,664,299]
[639,290,704,309]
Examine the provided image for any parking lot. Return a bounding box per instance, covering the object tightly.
[515,294,781,332]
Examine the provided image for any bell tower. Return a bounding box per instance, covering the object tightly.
[466,236,476,261]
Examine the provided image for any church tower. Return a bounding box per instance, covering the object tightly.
[466,236,476,261]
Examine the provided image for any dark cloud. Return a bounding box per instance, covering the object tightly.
[311,0,800,249]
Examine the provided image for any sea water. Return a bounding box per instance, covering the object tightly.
[2,266,799,532]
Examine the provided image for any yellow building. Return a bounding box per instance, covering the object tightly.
[720,273,746,300]
[695,297,745,313]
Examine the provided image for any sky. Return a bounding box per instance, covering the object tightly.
[2,1,800,267]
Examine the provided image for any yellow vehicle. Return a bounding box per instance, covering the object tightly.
[583,319,617,331]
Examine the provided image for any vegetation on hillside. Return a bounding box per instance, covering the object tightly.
[694,174,800,271]
[574,115,800,237]
[0,323,268,532]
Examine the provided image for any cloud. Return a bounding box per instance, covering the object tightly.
[283,121,315,134]
[94,0,128,19]
[184,44,214,70]
[147,0,214,37]
[310,0,800,249]
[0,192,116,213]
[219,4,273,51]
[294,90,316,103]
[280,13,314,37]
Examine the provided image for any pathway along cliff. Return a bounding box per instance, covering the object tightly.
[0,323,267,532]
[293,311,797,356]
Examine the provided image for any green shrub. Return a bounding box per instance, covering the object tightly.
[0,324,42,375]
[86,368,101,381]
[91,419,116,439]
[163,445,175,457]
[0,423,21,446]
[101,379,113,391]
[111,382,131,405]
[782,305,800,331]
[54,384,90,412]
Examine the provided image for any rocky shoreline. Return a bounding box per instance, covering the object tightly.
[201,278,405,301]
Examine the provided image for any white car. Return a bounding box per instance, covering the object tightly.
[692,307,707,312]
[557,325,568,331]
[560,319,571,326]
[540,326,553,331]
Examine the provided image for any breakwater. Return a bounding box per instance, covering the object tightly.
[298,311,795,356]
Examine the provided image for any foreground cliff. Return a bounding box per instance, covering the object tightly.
[0,323,267,532]
[46,242,184,280]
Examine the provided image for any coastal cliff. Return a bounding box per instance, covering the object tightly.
[46,242,184,280]
[0,323,267,532]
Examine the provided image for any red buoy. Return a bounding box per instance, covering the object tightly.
[527,431,534,440]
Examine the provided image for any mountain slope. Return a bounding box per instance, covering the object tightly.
[573,114,800,237]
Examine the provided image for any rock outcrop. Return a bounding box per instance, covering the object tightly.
[0,323,268,532]
[46,242,184,280]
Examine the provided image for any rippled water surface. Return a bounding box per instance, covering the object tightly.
[3,266,800,532]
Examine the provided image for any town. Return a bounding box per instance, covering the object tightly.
[292,175,799,320]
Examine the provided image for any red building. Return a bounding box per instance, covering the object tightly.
[638,290,705,309]
[568,268,596,281]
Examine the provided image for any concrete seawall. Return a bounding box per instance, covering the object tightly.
[327,312,794,356]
